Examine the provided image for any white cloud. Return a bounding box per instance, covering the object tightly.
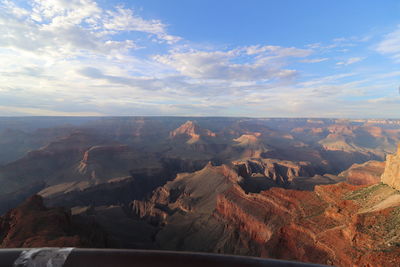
[0,105,103,116]
[30,0,101,24]
[336,57,364,66]
[300,58,329,63]
[2,0,30,18]
[244,45,311,57]
[154,46,306,81]
[0,0,178,58]
[103,7,180,43]
[376,25,400,61]
[0,0,397,117]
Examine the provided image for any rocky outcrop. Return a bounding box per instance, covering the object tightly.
[1,117,400,265]
[0,195,107,248]
[131,163,241,251]
[132,163,237,225]
[232,133,270,158]
[40,177,139,208]
[233,158,315,191]
[0,132,103,194]
[233,133,262,147]
[76,145,137,180]
[169,121,216,144]
[0,181,46,215]
[340,160,385,185]
[132,162,400,266]
[215,182,400,266]
[381,144,400,190]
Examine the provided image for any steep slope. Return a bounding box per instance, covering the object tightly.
[170,121,216,144]
[216,182,400,266]
[339,160,385,185]
[232,157,344,191]
[234,158,314,183]
[132,163,239,251]
[166,121,227,161]
[0,132,104,194]
[0,133,176,195]
[0,195,107,248]
[318,124,399,158]
[381,144,400,190]
[0,181,46,215]
[39,177,138,208]
[76,144,165,181]
[0,127,78,165]
[232,132,270,158]
[132,161,400,266]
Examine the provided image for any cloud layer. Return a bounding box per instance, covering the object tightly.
[0,0,399,117]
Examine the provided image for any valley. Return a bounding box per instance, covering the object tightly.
[0,117,399,266]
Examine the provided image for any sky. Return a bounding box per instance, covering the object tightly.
[0,0,399,118]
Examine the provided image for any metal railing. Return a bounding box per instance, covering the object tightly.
[1,248,330,267]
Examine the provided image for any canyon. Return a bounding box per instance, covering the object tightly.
[0,117,399,266]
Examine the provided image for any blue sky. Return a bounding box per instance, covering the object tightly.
[0,0,399,117]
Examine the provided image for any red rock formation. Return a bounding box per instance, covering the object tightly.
[381,144,400,190]
[0,195,107,248]
[169,121,216,144]
[77,145,136,179]
[0,132,103,194]
[215,182,400,266]
[233,158,314,186]
[232,133,270,158]
[134,162,400,266]
[340,160,385,185]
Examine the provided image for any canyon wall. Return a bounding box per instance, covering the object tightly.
[381,144,400,190]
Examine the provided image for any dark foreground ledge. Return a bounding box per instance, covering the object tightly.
[0,248,329,267]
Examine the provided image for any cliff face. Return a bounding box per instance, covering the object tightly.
[0,195,107,248]
[76,145,143,180]
[131,163,242,251]
[169,121,216,144]
[1,118,400,265]
[0,132,103,194]
[340,160,385,185]
[233,158,314,186]
[381,144,400,190]
[132,163,237,222]
[215,182,400,266]
[133,162,400,266]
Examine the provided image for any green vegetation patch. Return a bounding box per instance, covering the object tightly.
[345,183,387,201]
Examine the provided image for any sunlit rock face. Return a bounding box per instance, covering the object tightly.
[132,162,400,266]
[169,120,216,144]
[340,160,385,185]
[381,144,400,190]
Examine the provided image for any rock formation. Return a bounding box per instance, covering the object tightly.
[1,117,400,266]
[0,181,46,215]
[381,144,400,190]
[132,162,400,266]
[217,181,400,266]
[340,160,385,185]
[0,195,107,248]
[233,158,314,186]
[170,121,216,144]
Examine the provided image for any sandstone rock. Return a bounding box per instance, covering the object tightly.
[340,160,385,185]
[131,160,400,266]
[381,144,400,190]
[0,195,107,248]
[232,158,317,191]
[170,121,216,144]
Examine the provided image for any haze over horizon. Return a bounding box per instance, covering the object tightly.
[1,0,400,117]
